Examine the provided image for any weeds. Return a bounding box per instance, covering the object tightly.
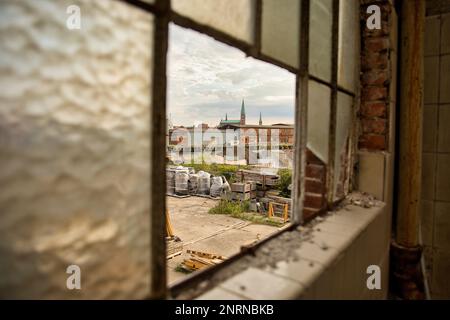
[209,200,284,227]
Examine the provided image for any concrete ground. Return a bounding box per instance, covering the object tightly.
[166,196,279,285]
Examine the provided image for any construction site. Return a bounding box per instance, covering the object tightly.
[165,166,292,284]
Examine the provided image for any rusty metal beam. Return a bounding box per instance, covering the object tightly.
[392,0,425,300]
[396,0,425,248]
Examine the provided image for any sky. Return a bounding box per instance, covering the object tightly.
[167,24,296,127]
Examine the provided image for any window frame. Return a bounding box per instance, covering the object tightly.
[118,0,360,298]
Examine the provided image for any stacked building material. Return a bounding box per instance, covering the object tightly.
[166,237,183,259]
[230,182,256,201]
[210,176,224,197]
[188,173,199,194]
[175,168,189,195]
[236,170,280,187]
[180,250,227,271]
[197,171,211,195]
[166,169,176,195]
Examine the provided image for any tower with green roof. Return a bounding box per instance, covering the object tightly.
[240,99,246,125]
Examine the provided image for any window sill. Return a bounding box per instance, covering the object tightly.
[193,195,390,300]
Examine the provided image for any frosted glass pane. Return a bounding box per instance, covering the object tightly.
[337,0,359,92]
[309,0,333,82]
[307,80,331,164]
[0,0,153,299]
[172,0,255,44]
[334,92,353,200]
[261,0,300,68]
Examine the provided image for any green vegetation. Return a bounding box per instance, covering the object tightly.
[174,264,193,274]
[231,211,284,227]
[208,199,250,215]
[276,168,292,198]
[209,200,284,227]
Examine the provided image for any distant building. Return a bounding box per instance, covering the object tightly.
[168,100,295,148]
[219,99,246,127]
[217,100,294,146]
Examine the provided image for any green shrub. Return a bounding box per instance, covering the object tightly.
[276,168,292,198]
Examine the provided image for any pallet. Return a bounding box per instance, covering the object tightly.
[167,193,190,198]
[167,251,182,260]
[236,170,280,187]
[180,250,227,271]
[166,237,183,258]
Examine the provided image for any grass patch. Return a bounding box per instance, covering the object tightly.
[208,199,250,215]
[230,211,285,227]
[174,264,193,274]
[209,200,284,227]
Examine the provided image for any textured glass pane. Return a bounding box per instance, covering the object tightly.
[261,0,300,68]
[337,0,359,92]
[309,0,333,82]
[172,0,255,44]
[334,92,353,200]
[307,80,331,164]
[0,0,153,299]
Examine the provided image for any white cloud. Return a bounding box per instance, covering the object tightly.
[167,24,296,126]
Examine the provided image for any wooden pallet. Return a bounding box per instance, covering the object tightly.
[180,250,227,271]
[166,237,183,259]
[236,170,280,187]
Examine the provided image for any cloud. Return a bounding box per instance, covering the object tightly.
[167,24,296,126]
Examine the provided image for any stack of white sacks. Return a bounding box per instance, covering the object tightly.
[167,167,230,197]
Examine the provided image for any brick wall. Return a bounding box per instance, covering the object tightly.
[359,0,394,151]
[303,149,327,221]
[304,0,397,220]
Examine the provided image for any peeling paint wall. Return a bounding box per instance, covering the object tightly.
[0,0,153,299]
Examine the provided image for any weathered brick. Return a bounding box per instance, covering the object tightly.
[359,0,393,152]
[362,69,389,86]
[362,86,388,101]
[305,178,325,194]
[359,134,387,150]
[306,164,325,181]
[361,101,387,118]
[365,37,390,52]
[361,118,387,134]
[306,149,325,166]
[304,193,325,209]
[362,51,389,70]
[303,207,320,222]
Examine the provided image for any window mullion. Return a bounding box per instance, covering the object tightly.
[327,0,340,206]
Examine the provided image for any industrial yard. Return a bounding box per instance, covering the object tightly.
[166,196,280,284]
[165,165,292,284]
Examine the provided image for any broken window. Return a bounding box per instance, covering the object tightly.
[116,0,361,296]
[165,24,296,284]
[0,0,362,299]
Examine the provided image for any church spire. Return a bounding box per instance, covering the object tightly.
[225,113,228,121]
[240,99,246,125]
[259,112,262,125]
